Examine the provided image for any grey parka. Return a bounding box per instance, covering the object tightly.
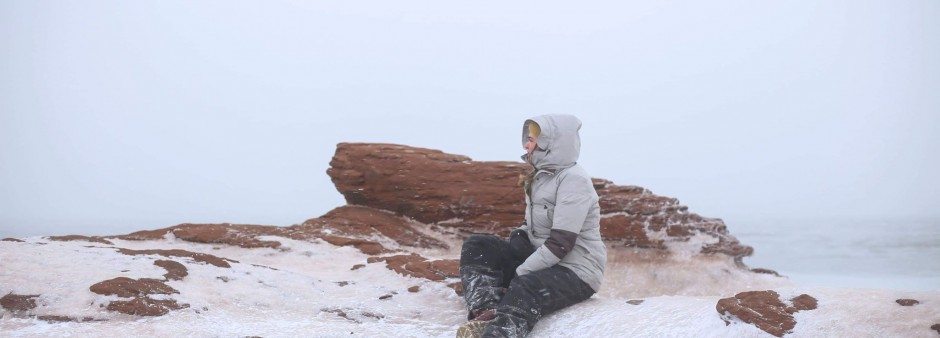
[516,114,607,292]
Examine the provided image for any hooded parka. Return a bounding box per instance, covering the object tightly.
[517,114,607,292]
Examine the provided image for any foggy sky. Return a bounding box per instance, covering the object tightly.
[2,1,938,237]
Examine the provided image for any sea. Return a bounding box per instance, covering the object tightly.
[732,217,940,291]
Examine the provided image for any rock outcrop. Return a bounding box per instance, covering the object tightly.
[0,293,38,313]
[47,235,113,245]
[716,290,818,337]
[115,248,235,268]
[896,298,919,306]
[365,253,461,294]
[154,260,188,281]
[328,143,752,261]
[106,143,753,271]
[89,277,188,316]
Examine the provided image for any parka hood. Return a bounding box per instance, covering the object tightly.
[522,114,582,170]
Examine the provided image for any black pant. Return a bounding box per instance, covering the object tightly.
[460,234,596,338]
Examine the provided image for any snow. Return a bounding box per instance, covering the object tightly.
[2,237,939,337]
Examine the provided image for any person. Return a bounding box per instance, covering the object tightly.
[457,114,607,338]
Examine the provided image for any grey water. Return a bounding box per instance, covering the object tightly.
[734,217,940,291]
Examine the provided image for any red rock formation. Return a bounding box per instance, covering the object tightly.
[716,290,818,337]
[896,299,919,306]
[303,205,448,250]
[47,235,113,245]
[321,307,385,323]
[1,293,107,322]
[154,260,188,281]
[36,315,102,323]
[115,248,235,268]
[89,277,179,297]
[113,206,447,256]
[328,143,527,231]
[366,254,459,282]
[106,297,188,316]
[2,238,24,242]
[0,293,39,312]
[328,143,752,261]
[750,268,782,277]
[89,277,188,316]
[789,294,818,311]
[114,223,284,249]
[932,323,940,334]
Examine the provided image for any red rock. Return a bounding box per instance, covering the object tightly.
[305,205,448,250]
[114,223,284,249]
[408,286,420,293]
[318,235,387,255]
[327,143,753,261]
[789,294,818,312]
[321,307,384,323]
[896,299,919,306]
[750,268,782,277]
[89,277,188,316]
[932,323,940,334]
[116,248,235,268]
[89,277,179,297]
[154,260,188,281]
[36,315,102,323]
[47,235,113,245]
[367,254,459,282]
[323,308,353,321]
[1,238,24,242]
[599,215,665,249]
[0,293,39,312]
[447,282,464,296]
[106,297,188,316]
[327,143,528,233]
[112,208,445,256]
[716,290,817,337]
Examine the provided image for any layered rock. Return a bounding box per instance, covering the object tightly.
[896,298,919,306]
[0,293,38,313]
[716,290,818,337]
[154,260,188,281]
[112,206,447,256]
[48,235,113,245]
[89,277,188,316]
[365,254,462,294]
[328,143,752,262]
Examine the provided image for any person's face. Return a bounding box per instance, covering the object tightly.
[524,132,538,158]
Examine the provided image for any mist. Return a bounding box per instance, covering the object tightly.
[2,1,938,238]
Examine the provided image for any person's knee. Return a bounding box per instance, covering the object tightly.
[462,234,496,251]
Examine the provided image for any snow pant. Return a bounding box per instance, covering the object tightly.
[460,234,596,338]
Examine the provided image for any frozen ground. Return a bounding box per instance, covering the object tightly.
[1,235,938,337]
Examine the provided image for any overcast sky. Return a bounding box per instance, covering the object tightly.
[1,1,938,237]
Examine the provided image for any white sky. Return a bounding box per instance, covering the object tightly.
[1,1,938,237]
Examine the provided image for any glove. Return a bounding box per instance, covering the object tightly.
[508,229,535,261]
